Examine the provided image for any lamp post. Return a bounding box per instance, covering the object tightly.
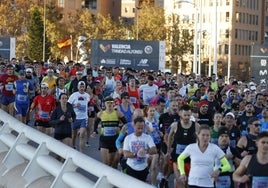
[136,6,141,40]
[43,0,46,62]
[175,0,198,74]
[212,0,218,75]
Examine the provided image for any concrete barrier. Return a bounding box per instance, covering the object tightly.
[0,110,154,188]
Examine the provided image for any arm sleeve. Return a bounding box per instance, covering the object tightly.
[93,117,101,133]
[220,157,231,173]
[177,153,188,175]
[116,133,125,150]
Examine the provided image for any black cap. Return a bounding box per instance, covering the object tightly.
[104,96,114,102]
[218,127,230,138]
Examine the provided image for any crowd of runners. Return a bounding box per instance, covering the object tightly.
[0,58,268,188]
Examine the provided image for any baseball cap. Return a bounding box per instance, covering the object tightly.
[243,88,250,93]
[78,81,85,86]
[218,127,230,138]
[26,68,33,73]
[41,82,49,88]
[225,112,235,118]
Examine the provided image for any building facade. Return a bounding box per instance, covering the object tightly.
[163,0,267,81]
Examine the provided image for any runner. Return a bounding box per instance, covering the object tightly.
[167,104,197,188]
[29,82,56,135]
[13,70,34,123]
[233,131,268,187]
[50,93,76,146]
[68,81,90,152]
[177,124,231,188]
[123,116,157,182]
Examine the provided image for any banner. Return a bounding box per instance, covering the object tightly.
[91,40,165,71]
[251,44,268,84]
[57,37,71,49]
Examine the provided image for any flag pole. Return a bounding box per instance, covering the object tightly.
[70,35,73,60]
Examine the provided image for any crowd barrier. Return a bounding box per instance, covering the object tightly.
[0,109,154,188]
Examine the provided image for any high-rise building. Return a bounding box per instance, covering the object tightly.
[163,0,267,80]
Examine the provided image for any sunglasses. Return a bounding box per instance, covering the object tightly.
[253,123,261,127]
[123,97,129,99]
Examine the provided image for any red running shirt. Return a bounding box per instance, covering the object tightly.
[33,94,56,122]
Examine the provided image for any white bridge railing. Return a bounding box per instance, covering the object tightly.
[0,109,153,188]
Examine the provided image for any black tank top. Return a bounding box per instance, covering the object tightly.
[246,154,268,187]
[173,121,196,147]
[246,134,257,155]
[171,121,196,162]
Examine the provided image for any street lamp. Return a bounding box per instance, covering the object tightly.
[212,0,218,75]
[136,6,141,40]
[175,0,198,74]
[43,0,46,62]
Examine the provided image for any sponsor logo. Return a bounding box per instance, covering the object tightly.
[99,44,111,52]
[137,59,149,66]
[119,59,131,65]
[100,59,116,65]
[144,45,153,54]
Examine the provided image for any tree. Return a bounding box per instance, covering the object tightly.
[166,13,194,73]
[133,1,166,41]
[26,6,50,62]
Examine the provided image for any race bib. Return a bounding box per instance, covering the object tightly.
[176,144,187,154]
[89,106,94,112]
[103,127,116,136]
[215,175,231,188]
[39,111,49,119]
[252,176,268,188]
[5,84,13,91]
[130,97,137,103]
[17,94,27,102]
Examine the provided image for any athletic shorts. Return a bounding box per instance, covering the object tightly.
[99,136,117,153]
[71,119,88,130]
[54,133,72,140]
[1,95,15,106]
[14,102,29,116]
[35,120,51,128]
[126,165,149,182]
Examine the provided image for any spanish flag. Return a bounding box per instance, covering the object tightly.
[57,36,72,49]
